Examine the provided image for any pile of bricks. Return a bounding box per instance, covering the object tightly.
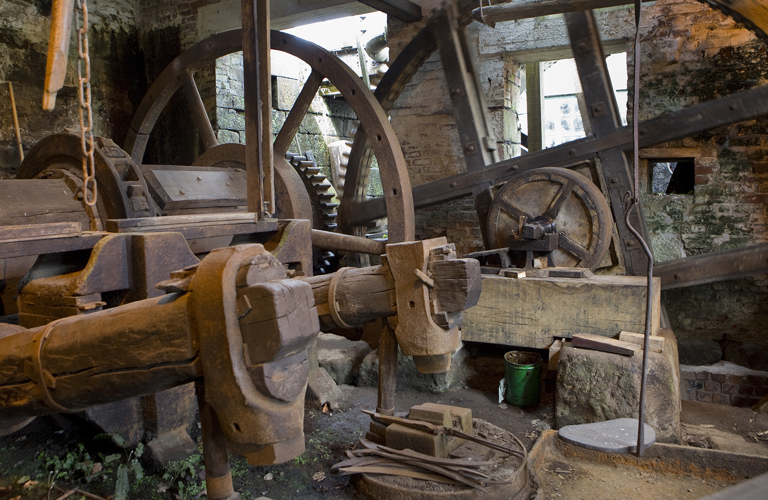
[681,363,768,407]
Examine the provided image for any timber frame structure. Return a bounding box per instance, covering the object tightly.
[2,0,768,498]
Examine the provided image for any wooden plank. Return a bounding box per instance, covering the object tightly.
[0,180,90,229]
[0,232,105,259]
[106,215,279,240]
[619,331,664,353]
[0,222,81,242]
[572,333,639,357]
[462,274,660,348]
[472,0,654,25]
[549,339,564,370]
[654,243,768,290]
[357,0,422,22]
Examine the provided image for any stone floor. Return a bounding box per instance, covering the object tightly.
[0,346,767,499]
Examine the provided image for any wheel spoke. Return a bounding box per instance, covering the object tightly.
[544,181,574,219]
[495,197,532,222]
[273,70,324,157]
[181,70,218,151]
[559,233,590,262]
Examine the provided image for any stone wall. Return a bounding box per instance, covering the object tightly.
[386,1,768,366]
[0,0,143,178]
[634,0,768,366]
[215,51,357,179]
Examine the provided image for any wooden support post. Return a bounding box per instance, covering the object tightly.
[242,0,269,218]
[565,10,649,275]
[257,0,274,215]
[525,62,544,152]
[377,320,398,416]
[431,5,500,248]
[197,380,239,500]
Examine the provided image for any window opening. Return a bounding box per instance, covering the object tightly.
[650,159,695,194]
[520,52,627,150]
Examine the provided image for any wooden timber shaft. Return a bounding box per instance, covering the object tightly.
[299,255,480,331]
[0,244,480,421]
[0,292,198,419]
[301,264,396,330]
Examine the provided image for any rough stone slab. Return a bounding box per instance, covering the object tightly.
[317,333,372,385]
[146,426,199,466]
[556,329,681,443]
[306,366,342,407]
[558,418,656,453]
[356,344,468,393]
[462,274,660,348]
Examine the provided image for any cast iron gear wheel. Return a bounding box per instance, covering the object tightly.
[285,151,341,274]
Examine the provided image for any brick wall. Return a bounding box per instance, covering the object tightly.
[681,363,768,407]
[387,1,768,364]
[215,52,359,183]
[634,0,768,366]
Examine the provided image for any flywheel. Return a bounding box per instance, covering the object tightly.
[487,167,613,270]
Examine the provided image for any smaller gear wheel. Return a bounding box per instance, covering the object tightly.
[286,151,341,274]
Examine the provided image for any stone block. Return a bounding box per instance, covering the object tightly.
[712,393,730,405]
[145,426,199,467]
[697,391,713,403]
[704,380,721,392]
[85,399,144,448]
[463,274,660,348]
[142,384,197,436]
[306,366,342,407]
[386,423,450,458]
[555,329,681,443]
[317,333,372,385]
[356,343,468,393]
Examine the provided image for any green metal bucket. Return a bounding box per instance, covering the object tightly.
[504,351,542,406]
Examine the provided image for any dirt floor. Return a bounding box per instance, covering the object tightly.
[0,349,767,499]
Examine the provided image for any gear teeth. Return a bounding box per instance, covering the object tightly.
[286,150,341,275]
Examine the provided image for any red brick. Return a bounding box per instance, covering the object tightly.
[704,381,721,392]
[695,165,714,175]
[746,375,768,386]
[696,372,710,381]
[753,163,768,174]
[695,175,709,185]
[711,373,727,383]
[722,382,740,394]
[741,194,768,204]
[729,374,746,385]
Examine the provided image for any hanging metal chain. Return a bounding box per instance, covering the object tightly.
[76,0,97,206]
